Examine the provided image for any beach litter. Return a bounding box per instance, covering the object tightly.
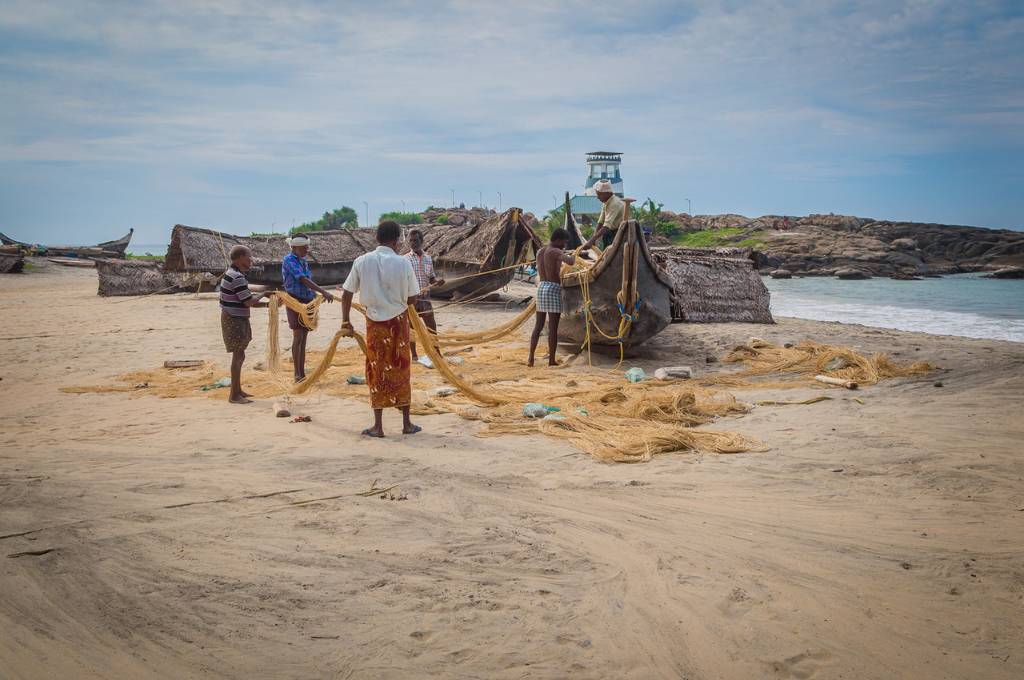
[290,415,312,423]
[431,386,458,397]
[654,366,693,380]
[199,377,231,391]
[523,403,560,418]
[625,367,646,383]
[346,375,366,385]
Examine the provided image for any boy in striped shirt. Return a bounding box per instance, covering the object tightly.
[220,245,270,404]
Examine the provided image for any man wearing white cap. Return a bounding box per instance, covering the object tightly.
[582,179,626,251]
[282,234,335,383]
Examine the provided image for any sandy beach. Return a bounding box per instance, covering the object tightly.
[2,260,1022,679]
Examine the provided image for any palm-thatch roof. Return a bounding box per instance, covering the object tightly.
[651,247,773,323]
[164,225,372,274]
[162,210,539,296]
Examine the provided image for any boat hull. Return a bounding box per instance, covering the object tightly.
[559,221,674,349]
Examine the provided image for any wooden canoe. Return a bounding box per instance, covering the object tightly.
[560,214,675,350]
[420,207,540,300]
[0,228,133,258]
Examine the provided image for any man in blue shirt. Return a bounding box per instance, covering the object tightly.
[282,234,335,383]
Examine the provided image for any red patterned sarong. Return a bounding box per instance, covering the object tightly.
[365,312,412,409]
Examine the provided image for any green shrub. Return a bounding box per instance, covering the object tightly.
[434,213,449,224]
[379,211,423,225]
[673,228,765,249]
[292,206,359,233]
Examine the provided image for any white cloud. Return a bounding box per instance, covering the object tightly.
[0,0,1022,232]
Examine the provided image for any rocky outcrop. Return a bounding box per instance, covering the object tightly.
[834,267,870,280]
[769,269,792,279]
[419,206,538,230]
[657,212,1023,277]
[984,267,1024,279]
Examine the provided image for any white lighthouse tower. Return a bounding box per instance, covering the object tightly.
[582,151,624,196]
[569,151,625,220]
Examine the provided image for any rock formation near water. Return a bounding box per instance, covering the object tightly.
[659,212,1024,277]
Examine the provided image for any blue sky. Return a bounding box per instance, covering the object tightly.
[1,0,1022,245]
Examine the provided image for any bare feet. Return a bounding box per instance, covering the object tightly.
[293,374,306,384]
[527,357,535,367]
[229,395,252,404]
[361,427,385,438]
[240,390,253,398]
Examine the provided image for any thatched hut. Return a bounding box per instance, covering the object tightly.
[162,209,538,299]
[651,247,773,323]
[163,225,371,286]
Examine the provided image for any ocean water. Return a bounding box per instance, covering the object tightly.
[764,273,1024,343]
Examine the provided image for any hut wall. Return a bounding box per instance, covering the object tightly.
[96,259,201,296]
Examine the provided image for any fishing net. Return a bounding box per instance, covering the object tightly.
[63,315,933,463]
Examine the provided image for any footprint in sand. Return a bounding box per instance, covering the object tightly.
[767,649,833,679]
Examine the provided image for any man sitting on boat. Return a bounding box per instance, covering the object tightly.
[529,228,577,367]
[582,179,626,251]
[339,221,422,438]
[282,234,335,383]
[406,229,445,362]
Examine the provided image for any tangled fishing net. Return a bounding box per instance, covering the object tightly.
[63,304,934,464]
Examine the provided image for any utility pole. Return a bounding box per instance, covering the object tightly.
[450,189,455,207]
[478,190,483,209]
[686,198,692,215]
[497,191,502,211]
[401,200,406,213]
[362,201,369,227]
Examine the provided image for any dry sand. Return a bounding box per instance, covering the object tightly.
[1,260,1023,679]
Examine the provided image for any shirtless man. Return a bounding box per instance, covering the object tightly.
[528,228,576,367]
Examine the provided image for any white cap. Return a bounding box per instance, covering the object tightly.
[286,235,310,247]
[593,179,614,194]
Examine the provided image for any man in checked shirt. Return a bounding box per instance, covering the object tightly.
[406,229,445,361]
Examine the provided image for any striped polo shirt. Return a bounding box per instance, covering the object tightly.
[219,266,253,317]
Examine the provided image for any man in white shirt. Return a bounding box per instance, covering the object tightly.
[340,221,422,437]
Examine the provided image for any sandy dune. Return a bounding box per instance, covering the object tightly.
[1,261,1022,679]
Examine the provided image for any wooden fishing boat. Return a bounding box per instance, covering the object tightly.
[416,207,540,300]
[0,228,133,258]
[48,257,97,268]
[162,210,539,298]
[560,198,675,349]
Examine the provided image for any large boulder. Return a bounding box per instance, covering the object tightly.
[835,267,871,280]
[985,267,1024,279]
[892,237,917,250]
[769,269,792,279]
